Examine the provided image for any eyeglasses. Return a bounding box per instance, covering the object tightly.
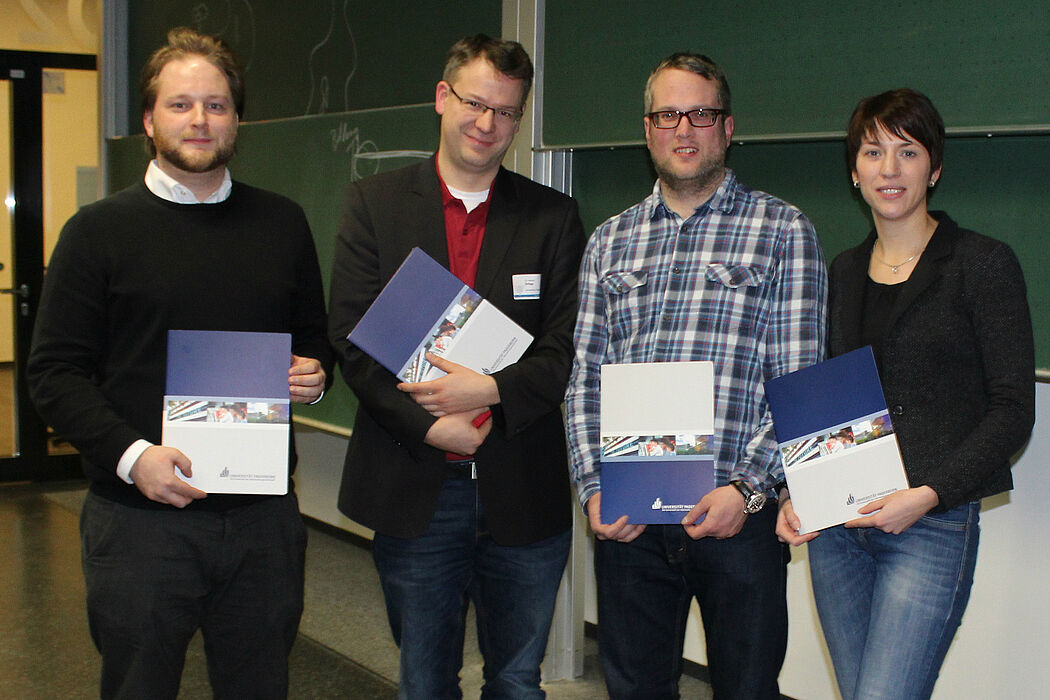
[446,84,523,124]
[646,108,725,129]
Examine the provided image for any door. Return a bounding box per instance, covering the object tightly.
[0,50,97,481]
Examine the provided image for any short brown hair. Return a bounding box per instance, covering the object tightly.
[140,27,245,154]
[846,88,945,173]
[442,34,533,107]
[644,53,731,115]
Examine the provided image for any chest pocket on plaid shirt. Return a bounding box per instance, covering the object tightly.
[702,263,770,337]
[600,270,649,343]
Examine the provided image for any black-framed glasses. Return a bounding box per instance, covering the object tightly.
[646,108,725,129]
[446,83,523,124]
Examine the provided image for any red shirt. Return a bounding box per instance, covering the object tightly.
[437,159,492,287]
[436,158,494,460]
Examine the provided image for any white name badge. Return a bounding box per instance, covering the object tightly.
[512,273,541,300]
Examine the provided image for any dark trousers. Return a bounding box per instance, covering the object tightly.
[80,491,307,700]
[595,505,788,700]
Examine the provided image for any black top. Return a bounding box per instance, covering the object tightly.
[828,212,1035,510]
[861,277,905,369]
[27,181,333,511]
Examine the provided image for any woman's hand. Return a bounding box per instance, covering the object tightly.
[844,485,940,535]
[775,492,819,546]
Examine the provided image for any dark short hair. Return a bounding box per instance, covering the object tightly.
[644,53,731,115]
[442,34,533,107]
[846,88,945,173]
[140,27,245,155]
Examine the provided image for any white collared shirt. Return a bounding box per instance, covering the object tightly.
[144,160,233,204]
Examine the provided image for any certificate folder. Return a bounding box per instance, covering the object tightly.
[348,247,533,382]
[599,361,716,524]
[163,330,291,495]
[764,346,908,534]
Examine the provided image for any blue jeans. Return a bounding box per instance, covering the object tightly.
[595,505,788,699]
[371,478,570,700]
[808,502,981,700]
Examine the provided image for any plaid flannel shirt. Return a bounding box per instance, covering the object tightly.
[565,170,828,508]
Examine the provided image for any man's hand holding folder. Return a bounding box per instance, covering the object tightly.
[399,353,496,455]
[397,352,500,418]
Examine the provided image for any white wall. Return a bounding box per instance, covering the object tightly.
[293,427,372,540]
[296,381,1050,699]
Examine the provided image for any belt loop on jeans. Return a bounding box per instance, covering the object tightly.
[445,459,477,480]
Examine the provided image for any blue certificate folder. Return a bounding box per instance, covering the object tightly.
[599,362,716,525]
[600,461,716,526]
[764,346,908,533]
[348,247,533,382]
[163,330,291,495]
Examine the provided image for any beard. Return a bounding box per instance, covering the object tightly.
[153,129,237,174]
[651,152,726,201]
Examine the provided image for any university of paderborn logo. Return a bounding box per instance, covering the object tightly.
[219,466,229,478]
[845,493,855,506]
[651,497,663,510]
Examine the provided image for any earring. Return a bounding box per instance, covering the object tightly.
[929,178,937,187]
[853,181,859,188]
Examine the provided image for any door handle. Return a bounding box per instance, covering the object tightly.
[0,284,29,298]
[0,284,31,316]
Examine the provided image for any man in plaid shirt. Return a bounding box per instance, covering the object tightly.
[564,53,827,698]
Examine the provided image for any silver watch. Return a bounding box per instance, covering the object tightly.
[731,480,767,514]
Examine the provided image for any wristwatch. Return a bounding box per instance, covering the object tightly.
[731,480,767,514]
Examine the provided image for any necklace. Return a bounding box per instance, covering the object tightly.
[873,240,922,274]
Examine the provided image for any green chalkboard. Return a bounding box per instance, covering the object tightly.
[544,1,1050,147]
[106,105,441,433]
[571,135,1050,371]
[126,1,500,129]
[115,0,506,434]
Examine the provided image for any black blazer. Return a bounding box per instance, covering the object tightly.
[328,158,585,545]
[828,212,1034,511]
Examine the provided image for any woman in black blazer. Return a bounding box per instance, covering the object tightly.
[776,89,1034,700]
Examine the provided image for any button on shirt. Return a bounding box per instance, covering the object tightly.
[439,171,491,288]
[437,162,492,460]
[565,170,828,507]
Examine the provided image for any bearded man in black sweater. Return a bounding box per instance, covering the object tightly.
[26,28,332,699]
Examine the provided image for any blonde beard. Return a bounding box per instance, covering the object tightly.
[155,141,236,173]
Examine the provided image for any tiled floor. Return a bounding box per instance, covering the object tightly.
[1,481,712,699]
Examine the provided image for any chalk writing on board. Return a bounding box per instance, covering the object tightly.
[306,0,357,114]
[329,122,430,182]
[188,1,257,70]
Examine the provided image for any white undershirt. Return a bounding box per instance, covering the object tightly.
[447,184,489,212]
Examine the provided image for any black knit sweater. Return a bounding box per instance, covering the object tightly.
[27,181,332,510]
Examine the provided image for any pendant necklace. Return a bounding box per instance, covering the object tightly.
[873,240,922,274]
